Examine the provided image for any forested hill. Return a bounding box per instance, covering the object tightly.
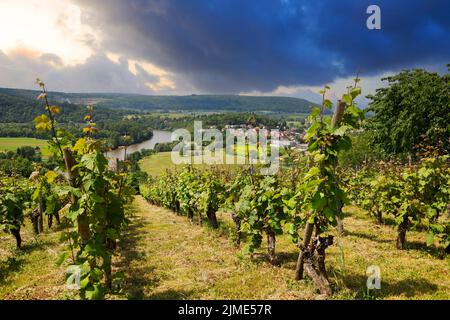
[0,87,318,114]
[93,94,318,113]
[0,90,127,123]
[0,89,149,147]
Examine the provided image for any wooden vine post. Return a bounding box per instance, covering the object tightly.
[63,148,90,246]
[332,101,347,235]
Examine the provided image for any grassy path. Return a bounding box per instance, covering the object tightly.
[115,196,317,299]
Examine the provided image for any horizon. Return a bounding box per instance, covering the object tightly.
[0,85,318,100]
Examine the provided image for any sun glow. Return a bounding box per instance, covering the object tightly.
[0,0,99,65]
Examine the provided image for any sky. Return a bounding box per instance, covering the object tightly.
[0,0,448,105]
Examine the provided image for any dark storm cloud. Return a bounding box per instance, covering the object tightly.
[74,0,450,93]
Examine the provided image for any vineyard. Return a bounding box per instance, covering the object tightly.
[1,76,449,300]
[139,82,450,297]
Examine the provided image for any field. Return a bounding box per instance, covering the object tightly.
[139,152,178,177]
[139,150,263,177]
[0,137,50,156]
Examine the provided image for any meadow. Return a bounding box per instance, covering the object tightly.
[0,137,50,156]
[139,148,270,177]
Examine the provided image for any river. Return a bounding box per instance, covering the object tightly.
[106,130,174,161]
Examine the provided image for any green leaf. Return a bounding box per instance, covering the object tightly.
[45,171,59,184]
[66,207,84,221]
[310,106,321,119]
[333,125,351,137]
[55,251,70,266]
[342,93,352,105]
[80,276,90,289]
[85,284,105,300]
[81,154,96,171]
[304,122,320,141]
[426,232,434,246]
[323,99,333,109]
[311,192,326,210]
[304,167,321,181]
[350,87,362,99]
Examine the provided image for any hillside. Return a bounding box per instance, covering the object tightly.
[0,87,318,114]
[0,91,128,124]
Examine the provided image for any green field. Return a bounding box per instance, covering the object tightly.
[0,137,51,156]
[139,151,252,177]
[139,152,178,176]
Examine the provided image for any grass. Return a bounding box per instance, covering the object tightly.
[1,198,449,300]
[139,151,269,177]
[139,152,241,177]
[0,221,75,300]
[0,137,51,156]
[139,152,178,177]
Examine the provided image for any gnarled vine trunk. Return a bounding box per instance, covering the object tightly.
[396,215,409,250]
[375,208,382,224]
[63,148,90,246]
[30,209,40,235]
[104,238,116,290]
[299,235,333,296]
[197,210,203,226]
[231,213,241,245]
[206,207,219,229]
[175,200,181,214]
[336,216,344,235]
[38,198,44,234]
[187,208,194,224]
[266,227,276,263]
[11,228,22,249]
[48,214,54,229]
[295,221,314,280]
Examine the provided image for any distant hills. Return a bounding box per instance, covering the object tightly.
[0,87,319,114]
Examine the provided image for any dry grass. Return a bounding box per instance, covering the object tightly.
[0,221,75,300]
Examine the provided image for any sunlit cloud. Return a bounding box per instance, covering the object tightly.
[105,52,177,92]
[0,0,99,65]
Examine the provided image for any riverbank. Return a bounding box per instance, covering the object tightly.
[107,130,173,161]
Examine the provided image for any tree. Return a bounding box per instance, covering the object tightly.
[17,146,41,162]
[367,67,449,157]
